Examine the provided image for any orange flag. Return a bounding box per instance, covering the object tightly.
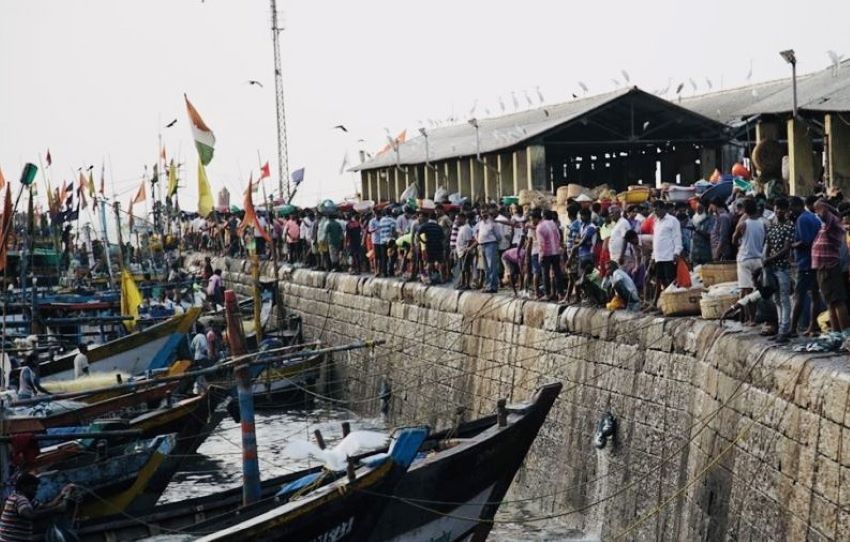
[0,166,5,189]
[239,177,270,242]
[133,180,147,204]
[376,130,407,156]
[0,184,12,271]
[78,172,88,209]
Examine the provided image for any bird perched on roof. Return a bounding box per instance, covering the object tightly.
[535,86,545,104]
[333,125,348,132]
[246,80,264,88]
[165,119,177,128]
[511,91,519,111]
[827,50,844,76]
[523,90,533,107]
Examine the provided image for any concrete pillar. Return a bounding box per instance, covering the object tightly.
[459,159,471,197]
[514,148,528,192]
[470,158,485,202]
[497,153,514,198]
[527,144,546,191]
[423,165,432,200]
[826,113,850,195]
[787,117,815,196]
[756,121,780,143]
[374,169,387,203]
[700,147,718,180]
[483,156,498,201]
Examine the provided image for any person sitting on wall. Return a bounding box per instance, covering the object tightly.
[719,267,778,330]
[603,260,642,312]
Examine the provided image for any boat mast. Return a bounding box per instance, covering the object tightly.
[270,0,291,203]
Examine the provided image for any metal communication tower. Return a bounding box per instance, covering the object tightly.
[270,0,290,202]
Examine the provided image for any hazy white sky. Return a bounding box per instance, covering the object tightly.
[1,0,848,218]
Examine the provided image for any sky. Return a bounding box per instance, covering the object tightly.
[1,0,849,226]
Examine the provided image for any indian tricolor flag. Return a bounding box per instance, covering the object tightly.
[184,94,216,166]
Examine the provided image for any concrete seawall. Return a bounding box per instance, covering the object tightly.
[197,255,850,541]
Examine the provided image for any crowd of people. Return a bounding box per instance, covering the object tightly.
[191,181,850,342]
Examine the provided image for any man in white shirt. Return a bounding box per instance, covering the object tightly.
[651,200,683,304]
[190,324,210,367]
[607,206,632,264]
[73,343,90,379]
[454,212,475,289]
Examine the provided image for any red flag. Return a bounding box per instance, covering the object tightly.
[45,149,52,166]
[259,162,270,180]
[0,184,12,271]
[239,177,270,242]
[133,180,147,204]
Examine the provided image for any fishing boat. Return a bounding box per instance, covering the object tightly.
[36,433,178,520]
[38,307,200,381]
[64,383,561,541]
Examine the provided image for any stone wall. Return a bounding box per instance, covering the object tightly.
[199,255,850,541]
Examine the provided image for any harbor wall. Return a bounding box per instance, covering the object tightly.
[198,254,850,541]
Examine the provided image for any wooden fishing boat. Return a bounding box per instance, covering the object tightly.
[368,381,562,541]
[64,383,561,541]
[39,307,201,381]
[36,434,178,520]
[5,382,181,434]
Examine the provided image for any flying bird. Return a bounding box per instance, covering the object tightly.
[689,77,698,92]
[165,119,178,128]
[523,90,533,107]
[571,93,578,99]
[543,109,550,117]
[333,125,348,132]
[642,120,651,131]
[498,96,506,112]
[659,78,672,95]
[578,81,589,94]
[511,91,519,111]
[611,78,620,88]
[745,60,753,81]
[247,80,264,88]
[621,69,630,84]
[535,86,545,104]
[468,99,478,118]
[675,82,685,95]
[705,77,713,90]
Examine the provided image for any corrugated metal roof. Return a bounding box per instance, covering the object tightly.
[681,60,850,123]
[354,63,850,172]
[353,88,631,171]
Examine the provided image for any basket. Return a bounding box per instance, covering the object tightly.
[700,294,738,319]
[566,183,587,199]
[617,190,649,204]
[699,262,737,287]
[659,288,704,316]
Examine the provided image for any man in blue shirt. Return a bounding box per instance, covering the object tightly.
[378,209,397,277]
[790,196,822,336]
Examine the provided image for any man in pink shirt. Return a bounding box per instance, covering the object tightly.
[536,210,563,301]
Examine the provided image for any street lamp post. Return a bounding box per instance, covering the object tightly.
[468,118,480,161]
[418,127,430,166]
[780,49,798,118]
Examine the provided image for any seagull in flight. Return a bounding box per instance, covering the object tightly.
[675,82,685,95]
[332,125,348,132]
[165,119,178,128]
[523,90,534,107]
[578,81,589,94]
[246,80,264,88]
[827,50,844,75]
[620,69,630,84]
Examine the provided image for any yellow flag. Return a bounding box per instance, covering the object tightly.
[197,161,213,217]
[167,159,178,198]
[120,269,142,331]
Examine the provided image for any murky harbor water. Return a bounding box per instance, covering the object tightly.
[159,408,591,541]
